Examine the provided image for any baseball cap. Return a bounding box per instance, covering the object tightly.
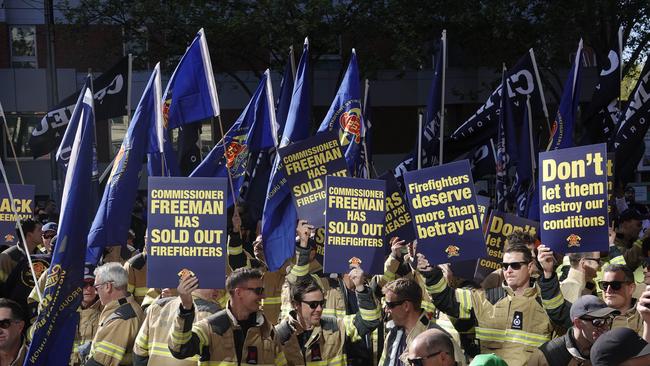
[469,353,508,366]
[42,222,58,232]
[591,327,650,366]
[569,295,619,321]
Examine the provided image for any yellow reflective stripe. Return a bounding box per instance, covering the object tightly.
[610,256,626,265]
[135,332,149,351]
[127,283,135,293]
[359,307,381,321]
[436,318,457,336]
[426,276,447,294]
[94,340,126,360]
[194,326,209,348]
[475,327,550,347]
[150,342,199,361]
[134,287,148,297]
[171,328,193,345]
[383,270,396,282]
[455,288,472,319]
[305,353,346,366]
[291,263,310,277]
[262,297,281,305]
[344,315,361,342]
[199,362,279,366]
[275,352,288,366]
[228,245,243,255]
[422,300,436,314]
[0,271,7,282]
[634,239,643,248]
[542,292,564,310]
[322,308,346,317]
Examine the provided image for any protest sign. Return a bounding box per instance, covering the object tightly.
[476,195,490,225]
[474,211,539,282]
[324,176,385,274]
[0,185,35,246]
[539,143,608,252]
[147,177,227,288]
[403,160,485,264]
[278,131,349,227]
[380,172,416,247]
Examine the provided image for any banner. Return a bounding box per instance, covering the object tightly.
[539,144,608,253]
[324,176,385,275]
[403,160,485,264]
[29,57,129,158]
[147,177,227,288]
[278,131,348,227]
[380,172,416,246]
[0,184,34,246]
[475,211,539,282]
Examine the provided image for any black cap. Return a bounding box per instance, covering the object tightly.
[569,295,619,321]
[619,208,645,222]
[591,327,650,366]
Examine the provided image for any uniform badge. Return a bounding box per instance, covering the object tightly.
[246,346,258,364]
[511,311,523,330]
[310,343,322,361]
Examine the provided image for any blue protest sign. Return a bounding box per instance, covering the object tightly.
[476,195,491,225]
[475,211,539,282]
[324,176,385,275]
[379,172,416,247]
[403,160,485,264]
[539,143,608,252]
[278,131,349,227]
[0,184,35,246]
[147,177,228,288]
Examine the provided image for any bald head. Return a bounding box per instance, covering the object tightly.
[408,329,455,366]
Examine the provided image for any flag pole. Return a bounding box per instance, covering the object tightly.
[0,104,24,184]
[529,49,551,136]
[362,79,371,178]
[0,156,42,301]
[289,46,297,80]
[439,29,447,166]
[617,26,623,112]
[417,113,423,170]
[526,95,536,180]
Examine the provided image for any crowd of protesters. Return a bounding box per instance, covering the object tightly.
[1,191,650,366]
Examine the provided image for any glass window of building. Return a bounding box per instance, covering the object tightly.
[10,26,37,68]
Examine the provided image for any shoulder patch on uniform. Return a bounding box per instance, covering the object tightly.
[485,286,507,305]
[128,253,147,270]
[320,315,339,332]
[106,302,138,322]
[153,296,175,308]
[195,299,220,314]
[207,310,231,335]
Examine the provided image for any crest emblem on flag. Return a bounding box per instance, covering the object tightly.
[445,245,460,258]
[567,234,581,247]
[339,107,363,145]
[4,234,14,242]
[224,135,249,171]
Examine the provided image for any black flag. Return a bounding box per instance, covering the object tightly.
[28,57,129,158]
[613,61,650,186]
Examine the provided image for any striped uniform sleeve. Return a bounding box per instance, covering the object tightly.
[168,303,203,359]
[286,245,312,285]
[132,305,152,365]
[375,255,404,288]
[421,267,473,320]
[344,286,381,342]
[87,319,131,366]
[538,272,572,329]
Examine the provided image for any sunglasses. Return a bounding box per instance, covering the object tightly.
[302,300,325,309]
[42,233,55,239]
[598,280,631,291]
[385,299,407,309]
[240,287,264,295]
[501,261,529,270]
[580,316,613,328]
[407,351,445,366]
[0,318,18,329]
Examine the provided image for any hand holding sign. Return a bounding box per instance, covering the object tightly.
[390,237,407,259]
[536,245,556,279]
[415,253,434,272]
[297,220,314,248]
[349,267,366,292]
[178,274,199,310]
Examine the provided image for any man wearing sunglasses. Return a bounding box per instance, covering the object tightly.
[40,222,57,254]
[169,267,286,365]
[85,262,144,366]
[0,298,27,366]
[419,244,554,366]
[527,295,619,365]
[274,272,379,365]
[406,329,455,366]
[538,245,645,335]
